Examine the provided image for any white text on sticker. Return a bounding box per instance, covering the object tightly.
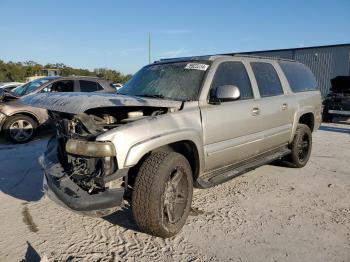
[185,63,209,71]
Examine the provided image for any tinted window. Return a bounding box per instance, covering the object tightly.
[80,80,99,92]
[251,62,283,97]
[42,80,74,92]
[211,62,253,100]
[279,61,317,92]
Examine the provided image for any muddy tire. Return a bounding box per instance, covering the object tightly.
[288,124,312,168]
[3,115,37,143]
[132,151,193,238]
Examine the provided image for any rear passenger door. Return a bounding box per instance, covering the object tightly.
[250,62,292,151]
[78,80,104,92]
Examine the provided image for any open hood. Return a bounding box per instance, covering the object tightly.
[330,76,350,94]
[21,92,182,114]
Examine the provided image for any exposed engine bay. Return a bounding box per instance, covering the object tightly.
[50,106,170,195]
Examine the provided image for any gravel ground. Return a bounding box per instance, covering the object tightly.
[0,123,349,262]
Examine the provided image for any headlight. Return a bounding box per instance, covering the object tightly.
[65,139,116,157]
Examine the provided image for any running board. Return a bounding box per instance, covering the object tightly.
[196,146,291,188]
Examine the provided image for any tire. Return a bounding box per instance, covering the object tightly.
[3,115,37,143]
[132,151,193,238]
[288,124,312,168]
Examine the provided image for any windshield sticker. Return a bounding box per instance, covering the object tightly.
[185,63,209,71]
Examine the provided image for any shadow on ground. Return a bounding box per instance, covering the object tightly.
[103,204,141,233]
[0,128,52,202]
[319,125,350,134]
[20,242,41,262]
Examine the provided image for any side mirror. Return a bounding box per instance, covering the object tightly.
[210,85,240,104]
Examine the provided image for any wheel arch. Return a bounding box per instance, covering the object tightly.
[124,130,204,181]
[7,111,40,126]
[289,110,315,143]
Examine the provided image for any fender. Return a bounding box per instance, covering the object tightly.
[289,106,315,143]
[8,110,41,122]
[123,128,205,173]
[0,110,41,132]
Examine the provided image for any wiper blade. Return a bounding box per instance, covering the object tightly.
[135,94,167,99]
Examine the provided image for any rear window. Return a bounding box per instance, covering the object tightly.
[79,80,102,92]
[279,61,317,92]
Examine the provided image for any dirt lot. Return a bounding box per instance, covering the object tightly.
[0,123,349,262]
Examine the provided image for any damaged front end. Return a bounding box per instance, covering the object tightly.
[40,113,126,212]
[31,93,181,212]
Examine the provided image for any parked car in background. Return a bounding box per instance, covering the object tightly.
[112,83,123,90]
[0,82,24,91]
[25,55,321,237]
[322,76,350,122]
[0,76,115,143]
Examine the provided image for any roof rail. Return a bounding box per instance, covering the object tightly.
[229,54,296,62]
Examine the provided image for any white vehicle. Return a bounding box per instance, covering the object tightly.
[0,82,24,91]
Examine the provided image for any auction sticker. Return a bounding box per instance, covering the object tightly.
[185,63,209,71]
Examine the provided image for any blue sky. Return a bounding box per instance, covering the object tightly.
[0,0,349,74]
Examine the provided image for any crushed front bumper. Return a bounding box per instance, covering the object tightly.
[40,137,126,212]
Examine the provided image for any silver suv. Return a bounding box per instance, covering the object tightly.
[24,55,321,238]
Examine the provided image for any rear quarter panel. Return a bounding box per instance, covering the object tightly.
[288,90,322,143]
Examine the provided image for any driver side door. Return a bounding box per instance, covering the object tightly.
[200,61,263,172]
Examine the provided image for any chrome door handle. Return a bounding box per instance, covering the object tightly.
[282,103,288,110]
[252,107,260,116]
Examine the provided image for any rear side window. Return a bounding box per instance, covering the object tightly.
[211,61,253,100]
[42,80,74,92]
[251,62,283,97]
[279,61,317,92]
[79,80,102,92]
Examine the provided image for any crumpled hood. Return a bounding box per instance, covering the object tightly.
[21,92,182,114]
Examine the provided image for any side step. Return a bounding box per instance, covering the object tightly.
[196,146,291,188]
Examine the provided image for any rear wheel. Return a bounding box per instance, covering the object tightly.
[288,124,312,168]
[132,151,193,238]
[4,115,37,143]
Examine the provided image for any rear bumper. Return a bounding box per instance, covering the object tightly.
[328,109,350,116]
[40,138,125,212]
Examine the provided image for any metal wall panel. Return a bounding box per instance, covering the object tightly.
[248,45,350,97]
[247,50,294,60]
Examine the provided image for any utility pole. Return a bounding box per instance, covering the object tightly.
[148,32,151,64]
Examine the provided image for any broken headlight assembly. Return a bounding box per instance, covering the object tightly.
[65,139,116,157]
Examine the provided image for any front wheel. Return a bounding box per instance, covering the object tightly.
[132,151,193,238]
[3,115,37,143]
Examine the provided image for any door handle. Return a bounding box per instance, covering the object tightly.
[282,103,288,110]
[252,107,260,116]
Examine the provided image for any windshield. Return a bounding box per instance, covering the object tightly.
[118,61,210,101]
[12,78,51,96]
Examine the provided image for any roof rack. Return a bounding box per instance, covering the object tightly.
[157,53,297,63]
[229,54,296,62]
